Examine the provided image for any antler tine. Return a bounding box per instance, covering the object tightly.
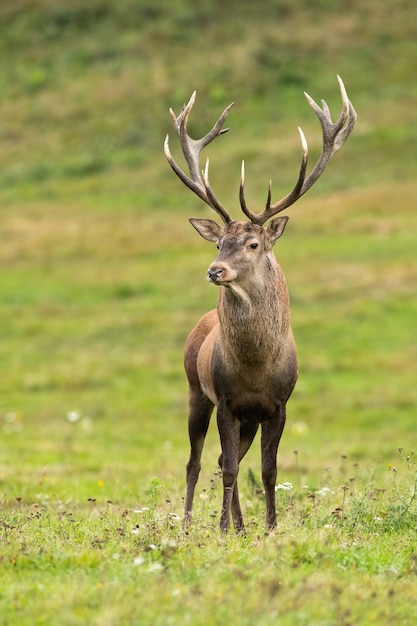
[164,92,235,224]
[239,160,255,222]
[241,76,356,226]
[300,75,357,194]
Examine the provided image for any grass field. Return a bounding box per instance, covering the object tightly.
[0,1,417,624]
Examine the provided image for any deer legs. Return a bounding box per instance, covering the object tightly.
[217,407,285,532]
[184,390,214,528]
[216,404,240,532]
[218,418,259,533]
[185,391,286,533]
[261,406,286,530]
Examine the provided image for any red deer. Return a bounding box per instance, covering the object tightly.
[164,76,356,532]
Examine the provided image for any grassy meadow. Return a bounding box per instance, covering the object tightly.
[0,0,417,624]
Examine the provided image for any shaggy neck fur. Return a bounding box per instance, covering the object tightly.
[217,253,291,366]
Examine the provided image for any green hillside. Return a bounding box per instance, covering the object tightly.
[1,0,415,470]
[1,1,417,624]
[1,0,416,200]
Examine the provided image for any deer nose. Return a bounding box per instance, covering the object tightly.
[208,267,224,282]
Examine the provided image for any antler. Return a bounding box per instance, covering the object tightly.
[164,91,234,225]
[239,75,357,226]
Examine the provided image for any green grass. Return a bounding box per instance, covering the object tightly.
[0,0,417,624]
[2,455,417,625]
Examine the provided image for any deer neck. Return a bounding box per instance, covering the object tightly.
[216,256,290,364]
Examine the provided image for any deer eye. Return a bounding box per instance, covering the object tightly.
[249,242,258,249]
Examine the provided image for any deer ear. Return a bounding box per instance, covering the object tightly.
[266,216,289,246]
[189,218,223,242]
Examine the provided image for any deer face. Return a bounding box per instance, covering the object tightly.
[189,216,289,287]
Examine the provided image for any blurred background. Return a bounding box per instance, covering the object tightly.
[0,0,416,499]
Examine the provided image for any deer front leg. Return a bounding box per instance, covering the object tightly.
[261,406,286,530]
[216,403,240,532]
[184,389,214,528]
[218,451,244,533]
[227,419,259,532]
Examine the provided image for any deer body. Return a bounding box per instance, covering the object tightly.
[191,221,297,412]
[184,221,298,531]
[164,77,356,531]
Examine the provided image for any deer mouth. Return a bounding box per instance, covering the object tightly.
[208,275,231,287]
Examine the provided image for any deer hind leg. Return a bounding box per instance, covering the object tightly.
[184,389,214,528]
[261,405,286,530]
[218,419,259,533]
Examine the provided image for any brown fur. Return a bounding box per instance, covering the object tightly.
[184,218,297,532]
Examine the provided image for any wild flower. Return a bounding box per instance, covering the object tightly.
[35,493,50,507]
[316,487,335,497]
[66,411,81,423]
[148,562,164,572]
[275,482,293,491]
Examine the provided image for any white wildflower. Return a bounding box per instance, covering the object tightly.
[275,482,293,491]
[316,487,335,497]
[66,411,81,423]
[149,562,164,572]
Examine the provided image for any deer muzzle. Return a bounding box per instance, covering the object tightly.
[207,262,237,285]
